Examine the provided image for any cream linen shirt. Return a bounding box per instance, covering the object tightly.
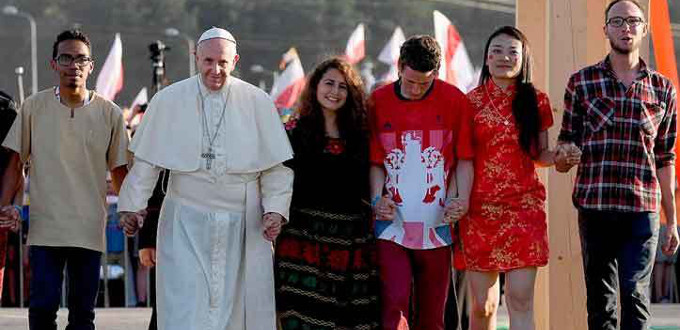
[2,89,129,252]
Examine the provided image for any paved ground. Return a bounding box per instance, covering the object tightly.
[0,308,151,330]
[0,305,678,329]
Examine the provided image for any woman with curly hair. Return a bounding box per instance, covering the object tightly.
[274,57,380,330]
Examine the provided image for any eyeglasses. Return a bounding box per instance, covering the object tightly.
[55,54,93,67]
[606,16,645,28]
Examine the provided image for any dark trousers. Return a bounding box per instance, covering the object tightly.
[29,246,102,330]
[147,267,157,330]
[444,269,466,330]
[0,230,7,296]
[578,210,659,330]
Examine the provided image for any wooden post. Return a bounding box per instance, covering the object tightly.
[587,1,609,64]
[638,0,651,62]
[546,0,599,329]
[516,1,549,329]
[549,1,590,329]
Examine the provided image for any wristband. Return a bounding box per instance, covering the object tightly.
[13,205,23,220]
[370,196,381,207]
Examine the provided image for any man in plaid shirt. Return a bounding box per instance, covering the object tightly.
[556,1,679,329]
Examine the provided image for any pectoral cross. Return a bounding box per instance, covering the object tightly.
[201,148,216,169]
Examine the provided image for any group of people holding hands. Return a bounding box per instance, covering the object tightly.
[0,1,678,330]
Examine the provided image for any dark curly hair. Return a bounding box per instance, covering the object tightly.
[479,26,541,159]
[398,35,441,72]
[52,29,91,59]
[295,57,368,160]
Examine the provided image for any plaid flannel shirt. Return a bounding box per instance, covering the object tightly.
[558,56,677,212]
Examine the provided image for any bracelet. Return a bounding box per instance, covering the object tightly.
[13,205,22,219]
[370,196,381,207]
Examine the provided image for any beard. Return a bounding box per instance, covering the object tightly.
[609,39,634,55]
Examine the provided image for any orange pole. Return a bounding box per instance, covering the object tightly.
[650,0,680,224]
[650,0,680,156]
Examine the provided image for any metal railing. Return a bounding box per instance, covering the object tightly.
[2,203,151,308]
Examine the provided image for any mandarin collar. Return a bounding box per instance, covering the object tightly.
[485,78,516,97]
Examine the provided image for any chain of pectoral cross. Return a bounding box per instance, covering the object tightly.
[198,79,231,169]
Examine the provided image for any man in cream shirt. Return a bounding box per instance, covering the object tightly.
[0,29,129,329]
[117,27,293,330]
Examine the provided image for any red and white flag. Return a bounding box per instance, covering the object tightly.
[345,23,365,64]
[129,87,148,111]
[95,33,124,101]
[377,27,405,83]
[126,87,148,127]
[433,10,475,92]
[270,48,305,110]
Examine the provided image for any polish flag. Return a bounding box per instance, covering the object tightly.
[95,33,124,101]
[377,27,405,83]
[433,10,475,92]
[127,87,148,127]
[270,48,305,110]
[345,23,366,64]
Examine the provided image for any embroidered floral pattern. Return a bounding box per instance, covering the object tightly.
[324,138,346,155]
[456,80,552,271]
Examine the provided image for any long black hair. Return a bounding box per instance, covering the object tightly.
[294,57,368,161]
[479,26,541,158]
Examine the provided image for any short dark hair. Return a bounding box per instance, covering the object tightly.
[398,35,441,73]
[52,29,91,59]
[605,0,644,20]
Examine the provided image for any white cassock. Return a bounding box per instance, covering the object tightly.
[118,75,293,330]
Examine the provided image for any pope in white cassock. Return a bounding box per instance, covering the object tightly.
[117,27,294,330]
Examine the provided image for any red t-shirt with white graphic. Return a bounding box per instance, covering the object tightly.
[369,79,474,250]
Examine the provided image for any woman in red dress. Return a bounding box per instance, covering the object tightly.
[454,26,557,330]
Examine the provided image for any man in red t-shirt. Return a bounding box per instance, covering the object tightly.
[369,35,474,330]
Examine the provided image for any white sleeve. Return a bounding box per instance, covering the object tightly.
[260,163,294,220]
[117,157,162,212]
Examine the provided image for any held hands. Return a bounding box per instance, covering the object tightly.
[263,212,284,241]
[373,195,397,221]
[0,205,21,232]
[119,211,145,237]
[555,143,582,172]
[444,197,469,224]
[139,248,157,267]
[662,225,680,257]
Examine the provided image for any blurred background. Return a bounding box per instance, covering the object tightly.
[2,0,517,104]
[0,0,679,316]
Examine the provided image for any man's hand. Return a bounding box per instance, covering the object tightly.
[139,248,157,267]
[555,143,582,173]
[662,224,679,257]
[119,211,144,237]
[444,197,469,223]
[373,196,397,221]
[0,205,21,232]
[263,212,284,241]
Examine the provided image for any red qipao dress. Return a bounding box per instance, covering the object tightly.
[458,80,552,271]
